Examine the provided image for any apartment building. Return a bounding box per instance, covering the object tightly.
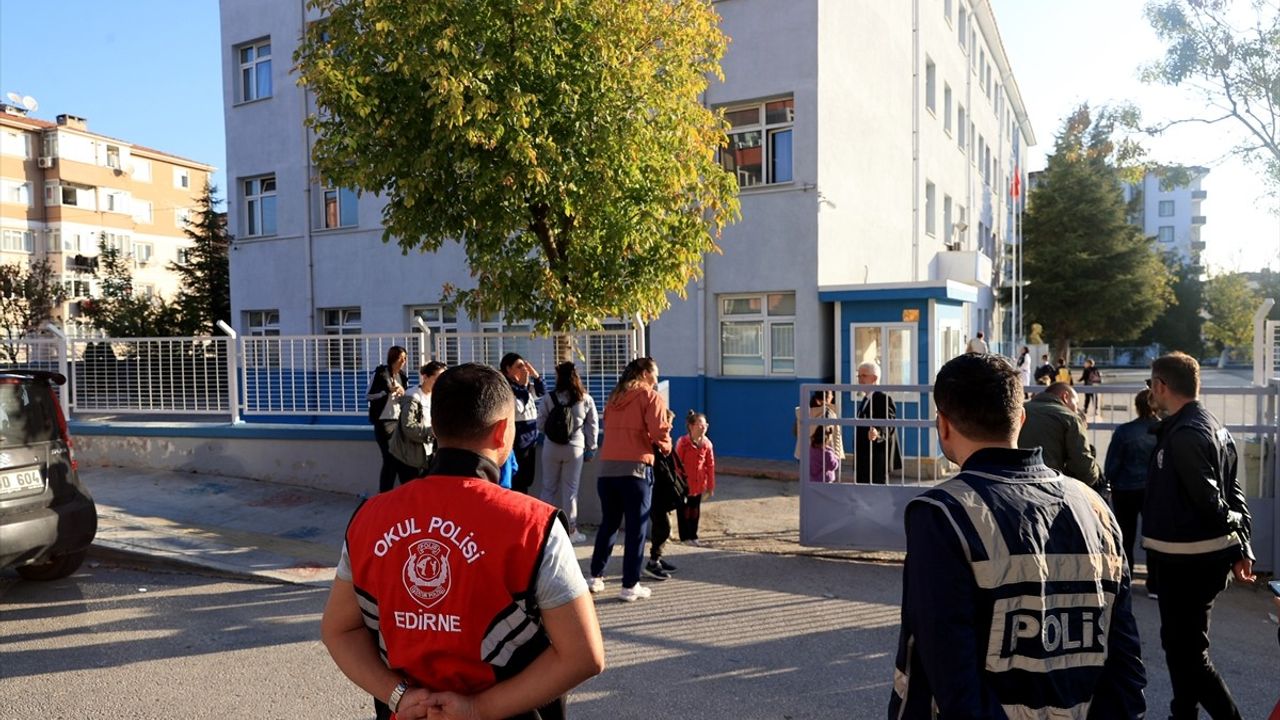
[1127,168,1208,266]
[218,0,1034,459]
[0,107,214,331]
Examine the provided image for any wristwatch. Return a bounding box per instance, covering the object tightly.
[388,679,411,713]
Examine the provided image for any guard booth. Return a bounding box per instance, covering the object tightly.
[797,381,1280,573]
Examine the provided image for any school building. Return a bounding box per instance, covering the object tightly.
[218,0,1035,459]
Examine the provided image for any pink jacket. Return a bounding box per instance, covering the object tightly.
[676,435,715,496]
[599,386,672,465]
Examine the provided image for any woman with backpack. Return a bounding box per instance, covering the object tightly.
[537,361,598,543]
[389,361,447,483]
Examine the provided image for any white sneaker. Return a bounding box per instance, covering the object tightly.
[588,576,604,594]
[570,531,587,544]
[619,584,652,602]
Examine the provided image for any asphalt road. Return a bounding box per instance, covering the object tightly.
[3,544,1278,719]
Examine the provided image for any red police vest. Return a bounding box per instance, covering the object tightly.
[346,474,559,696]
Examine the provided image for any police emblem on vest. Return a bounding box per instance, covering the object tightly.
[404,538,451,609]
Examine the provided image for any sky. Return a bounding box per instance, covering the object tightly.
[1,0,1277,273]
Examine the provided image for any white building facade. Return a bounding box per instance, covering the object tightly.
[1126,168,1208,266]
[218,0,1035,459]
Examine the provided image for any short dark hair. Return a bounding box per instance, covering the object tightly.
[1134,389,1155,418]
[499,352,523,373]
[1151,352,1199,398]
[934,353,1023,442]
[420,361,447,378]
[431,363,514,445]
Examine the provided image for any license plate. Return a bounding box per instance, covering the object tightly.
[0,466,43,496]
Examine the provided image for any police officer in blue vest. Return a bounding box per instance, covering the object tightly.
[890,353,1145,719]
[1143,352,1254,720]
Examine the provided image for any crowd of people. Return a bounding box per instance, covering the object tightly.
[333,343,1271,720]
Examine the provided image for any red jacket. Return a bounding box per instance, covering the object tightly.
[345,462,559,699]
[676,434,715,496]
[599,386,672,464]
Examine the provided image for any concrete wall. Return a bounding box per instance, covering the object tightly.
[72,423,607,522]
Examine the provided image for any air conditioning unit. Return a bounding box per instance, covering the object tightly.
[37,156,54,168]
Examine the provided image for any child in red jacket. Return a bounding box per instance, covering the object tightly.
[676,410,715,545]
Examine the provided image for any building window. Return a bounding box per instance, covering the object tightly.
[174,167,191,189]
[925,58,937,115]
[719,292,795,376]
[243,175,277,236]
[957,6,968,52]
[131,158,152,182]
[176,207,192,228]
[46,182,89,208]
[0,229,34,253]
[924,181,937,236]
[944,0,953,24]
[47,229,60,253]
[245,309,281,366]
[720,97,794,188]
[957,105,967,150]
[41,133,57,159]
[322,307,362,368]
[0,129,30,158]
[1158,226,1175,243]
[133,200,153,224]
[410,304,459,364]
[103,232,131,255]
[237,39,273,103]
[2,181,31,207]
[105,145,121,169]
[1159,200,1175,217]
[943,195,953,245]
[134,242,154,267]
[322,187,359,229]
[853,324,915,387]
[957,204,968,246]
[943,83,953,135]
[104,190,127,213]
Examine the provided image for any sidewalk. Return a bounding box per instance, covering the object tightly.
[85,462,810,587]
[89,466,358,586]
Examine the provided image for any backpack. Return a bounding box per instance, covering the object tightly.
[544,391,574,445]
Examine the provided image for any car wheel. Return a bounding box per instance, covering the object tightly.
[15,549,88,581]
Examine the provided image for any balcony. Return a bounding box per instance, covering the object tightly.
[1191,215,1207,225]
[1190,240,1206,252]
[1191,190,1207,200]
[933,248,994,287]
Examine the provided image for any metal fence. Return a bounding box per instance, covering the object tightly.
[798,382,1280,573]
[0,327,637,421]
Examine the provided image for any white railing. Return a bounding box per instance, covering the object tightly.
[0,327,638,421]
[797,382,1280,572]
[67,335,232,415]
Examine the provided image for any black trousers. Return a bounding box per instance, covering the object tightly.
[1149,551,1243,720]
[512,444,537,494]
[678,494,703,541]
[650,507,672,561]
[1110,488,1144,573]
[373,421,401,493]
[1083,387,1096,413]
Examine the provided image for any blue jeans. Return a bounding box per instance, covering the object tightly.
[589,472,653,588]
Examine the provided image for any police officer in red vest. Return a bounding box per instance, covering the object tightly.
[322,363,605,720]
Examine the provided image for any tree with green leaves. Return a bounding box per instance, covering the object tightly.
[172,183,230,335]
[294,0,739,341]
[83,234,182,338]
[1139,259,1206,356]
[1023,105,1175,359]
[1145,0,1280,190]
[0,259,67,362]
[1203,271,1260,358]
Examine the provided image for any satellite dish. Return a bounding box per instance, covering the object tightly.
[21,96,37,112]
[5,92,20,105]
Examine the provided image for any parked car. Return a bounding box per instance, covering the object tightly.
[0,370,96,580]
